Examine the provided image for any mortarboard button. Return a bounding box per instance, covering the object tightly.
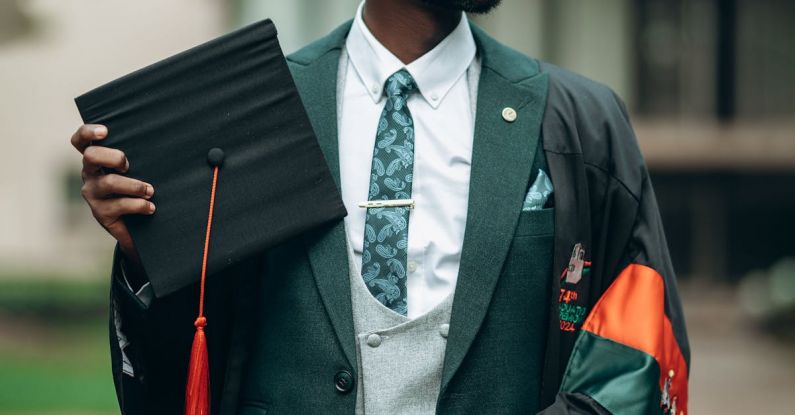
[207,147,225,167]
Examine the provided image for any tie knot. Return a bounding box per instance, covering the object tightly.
[384,69,417,98]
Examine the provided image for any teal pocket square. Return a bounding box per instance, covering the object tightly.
[522,169,553,211]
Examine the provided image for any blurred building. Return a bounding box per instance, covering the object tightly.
[0,0,793,280]
[0,0,228,277]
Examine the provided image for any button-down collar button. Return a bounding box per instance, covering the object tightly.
[502,107,517,122]
[366,333,382,348]
[439,323,450,339]
[430,92,439,101]
[371,84,379,94]
[334,370,354,393]
[407,261,417,273]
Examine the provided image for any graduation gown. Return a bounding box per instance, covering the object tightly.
[107,21,690,415]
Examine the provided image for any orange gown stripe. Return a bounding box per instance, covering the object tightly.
[581,264,689,414]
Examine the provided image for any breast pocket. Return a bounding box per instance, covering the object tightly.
[514,207,554,238]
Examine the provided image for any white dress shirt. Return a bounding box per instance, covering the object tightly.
[340,2,478,319]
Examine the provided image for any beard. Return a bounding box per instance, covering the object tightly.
[420,0,502,14]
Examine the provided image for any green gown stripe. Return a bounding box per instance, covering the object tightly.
[559,331,664,415]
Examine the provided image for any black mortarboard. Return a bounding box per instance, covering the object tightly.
[75,19,346,413]
[75,19,346,298]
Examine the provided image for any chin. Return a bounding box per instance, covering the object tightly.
[420,0,502,14]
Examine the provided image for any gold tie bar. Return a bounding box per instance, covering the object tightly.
[358,199,415,209]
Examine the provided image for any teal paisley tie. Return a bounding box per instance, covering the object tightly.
[361,69,418,315]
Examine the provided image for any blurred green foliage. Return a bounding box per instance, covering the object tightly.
[0,278,118,414]
[0,277,108,317]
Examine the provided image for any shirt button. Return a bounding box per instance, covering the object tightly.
[366,333,382,348]
[334,370,354,394]
[439,323,449,339]
[371,84,379,94]
[430,92,439,101]
[407,261,417,273]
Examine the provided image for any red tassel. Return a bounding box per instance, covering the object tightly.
[185,317,210,415]
[185,164,220,415]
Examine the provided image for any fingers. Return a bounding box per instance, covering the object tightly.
[81,173,155,241]
[71,124,108,153]
[72,124,153,247]
[84,174,154,199]
[83,146,128,176]
[90,197,156,228]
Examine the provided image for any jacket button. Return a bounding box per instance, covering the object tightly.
[334,370,354,394]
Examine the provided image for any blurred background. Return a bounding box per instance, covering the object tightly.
[0,0,793,413]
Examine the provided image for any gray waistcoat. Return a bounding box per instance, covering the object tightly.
[346,235,453,415]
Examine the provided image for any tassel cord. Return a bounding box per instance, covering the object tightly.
[185,164,219,415]
[198,165,219,319]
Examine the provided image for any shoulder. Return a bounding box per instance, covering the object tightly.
[473,26,645,197]
[286,20,351,68]
[538,62,646,198]
[541,62,625,123]
[472,23,629,147]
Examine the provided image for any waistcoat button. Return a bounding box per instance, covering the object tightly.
[366,333,382,347]
[334,370,354,394]
[439,323,450,338]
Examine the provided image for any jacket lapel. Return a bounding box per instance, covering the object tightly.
[288,23,358,368]
[440,25,549,391]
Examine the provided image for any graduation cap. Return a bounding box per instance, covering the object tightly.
[74,19,346,414]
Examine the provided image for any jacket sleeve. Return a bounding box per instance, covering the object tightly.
[540,157,690,414]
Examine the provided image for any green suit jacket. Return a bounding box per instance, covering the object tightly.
[110,21,690,415]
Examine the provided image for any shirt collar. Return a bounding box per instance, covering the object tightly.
[345,1,476,109]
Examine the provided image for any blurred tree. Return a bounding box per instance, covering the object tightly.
[0,0,34,44]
